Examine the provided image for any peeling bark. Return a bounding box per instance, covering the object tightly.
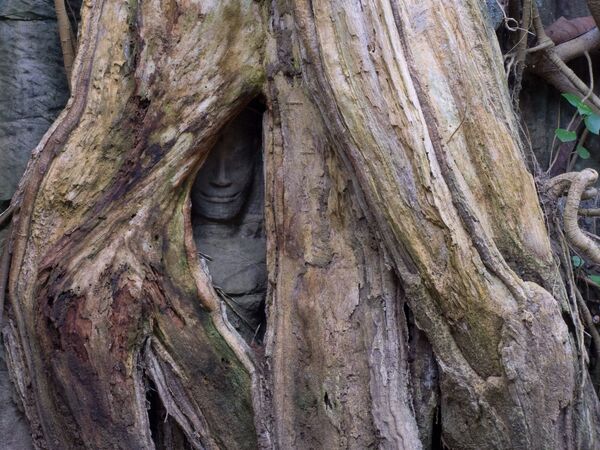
[265,67,422,448]
[283,1,599,446]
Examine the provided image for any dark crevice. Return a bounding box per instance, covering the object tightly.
[405,301,442,450]
[404,301,412,344]
[145,377,192,450]
[561,309,578,343]
[432,406,444,450]
[146,377,162,446]
[0,200,11,218]
[190,100,268,347]
[323,391,333,410]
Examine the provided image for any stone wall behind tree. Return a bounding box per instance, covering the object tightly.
[0,0,69,206]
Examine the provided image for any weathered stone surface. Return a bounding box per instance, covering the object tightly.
[0,0,55,19]
[485,0,507,29]
[555,0,590,19]
[0,347,33,450]
[0,0,68,203]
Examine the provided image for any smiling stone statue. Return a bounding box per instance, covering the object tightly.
[191,110,266,344]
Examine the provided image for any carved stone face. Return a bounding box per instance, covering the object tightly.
[191,119,258,221]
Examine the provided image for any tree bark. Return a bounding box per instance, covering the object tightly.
[3,0,600,449]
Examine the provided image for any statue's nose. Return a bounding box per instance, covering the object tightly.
[210,158,232,187]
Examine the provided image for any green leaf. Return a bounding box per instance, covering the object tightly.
[555,128,577,142]
[577,145,591,159]
[589,274,600,285]
[579,104,594,116]
[572,255,584,268]
[562,93,594,115]
[562,93,584,109]
[585,114,600,134]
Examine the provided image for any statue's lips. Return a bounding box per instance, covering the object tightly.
[198,191,242,203]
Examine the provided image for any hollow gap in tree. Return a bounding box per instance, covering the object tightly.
[432,405,444,450]
[145,377,193,450]
[405,297,442,449]
[191,99,267,346]
[0,200,10,214]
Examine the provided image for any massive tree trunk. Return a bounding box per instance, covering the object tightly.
[3,0,600,449]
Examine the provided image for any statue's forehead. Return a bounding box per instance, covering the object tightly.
[212,129,259,155]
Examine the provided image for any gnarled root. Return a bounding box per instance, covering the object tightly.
[546,169,600,387]
[546,169,600,264]
[546,172,598,200]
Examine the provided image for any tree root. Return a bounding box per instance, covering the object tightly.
[579,208,600,216]
[545,172,597,200]
[526,3,600,111]
[511,0,532,103]
[576,289,600,387]
[563,170,600,263]
[554,28,600,63]
[55,0,75,89]
[547,169,600,264]
[548,168,600,388]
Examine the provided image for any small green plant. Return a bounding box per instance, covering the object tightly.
[571,255,600,285]
[555,93,600,160]
[555,128,577,143]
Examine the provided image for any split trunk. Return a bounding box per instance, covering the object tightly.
[4,0,599,449]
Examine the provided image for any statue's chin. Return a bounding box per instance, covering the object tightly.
[196,197,246,222]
